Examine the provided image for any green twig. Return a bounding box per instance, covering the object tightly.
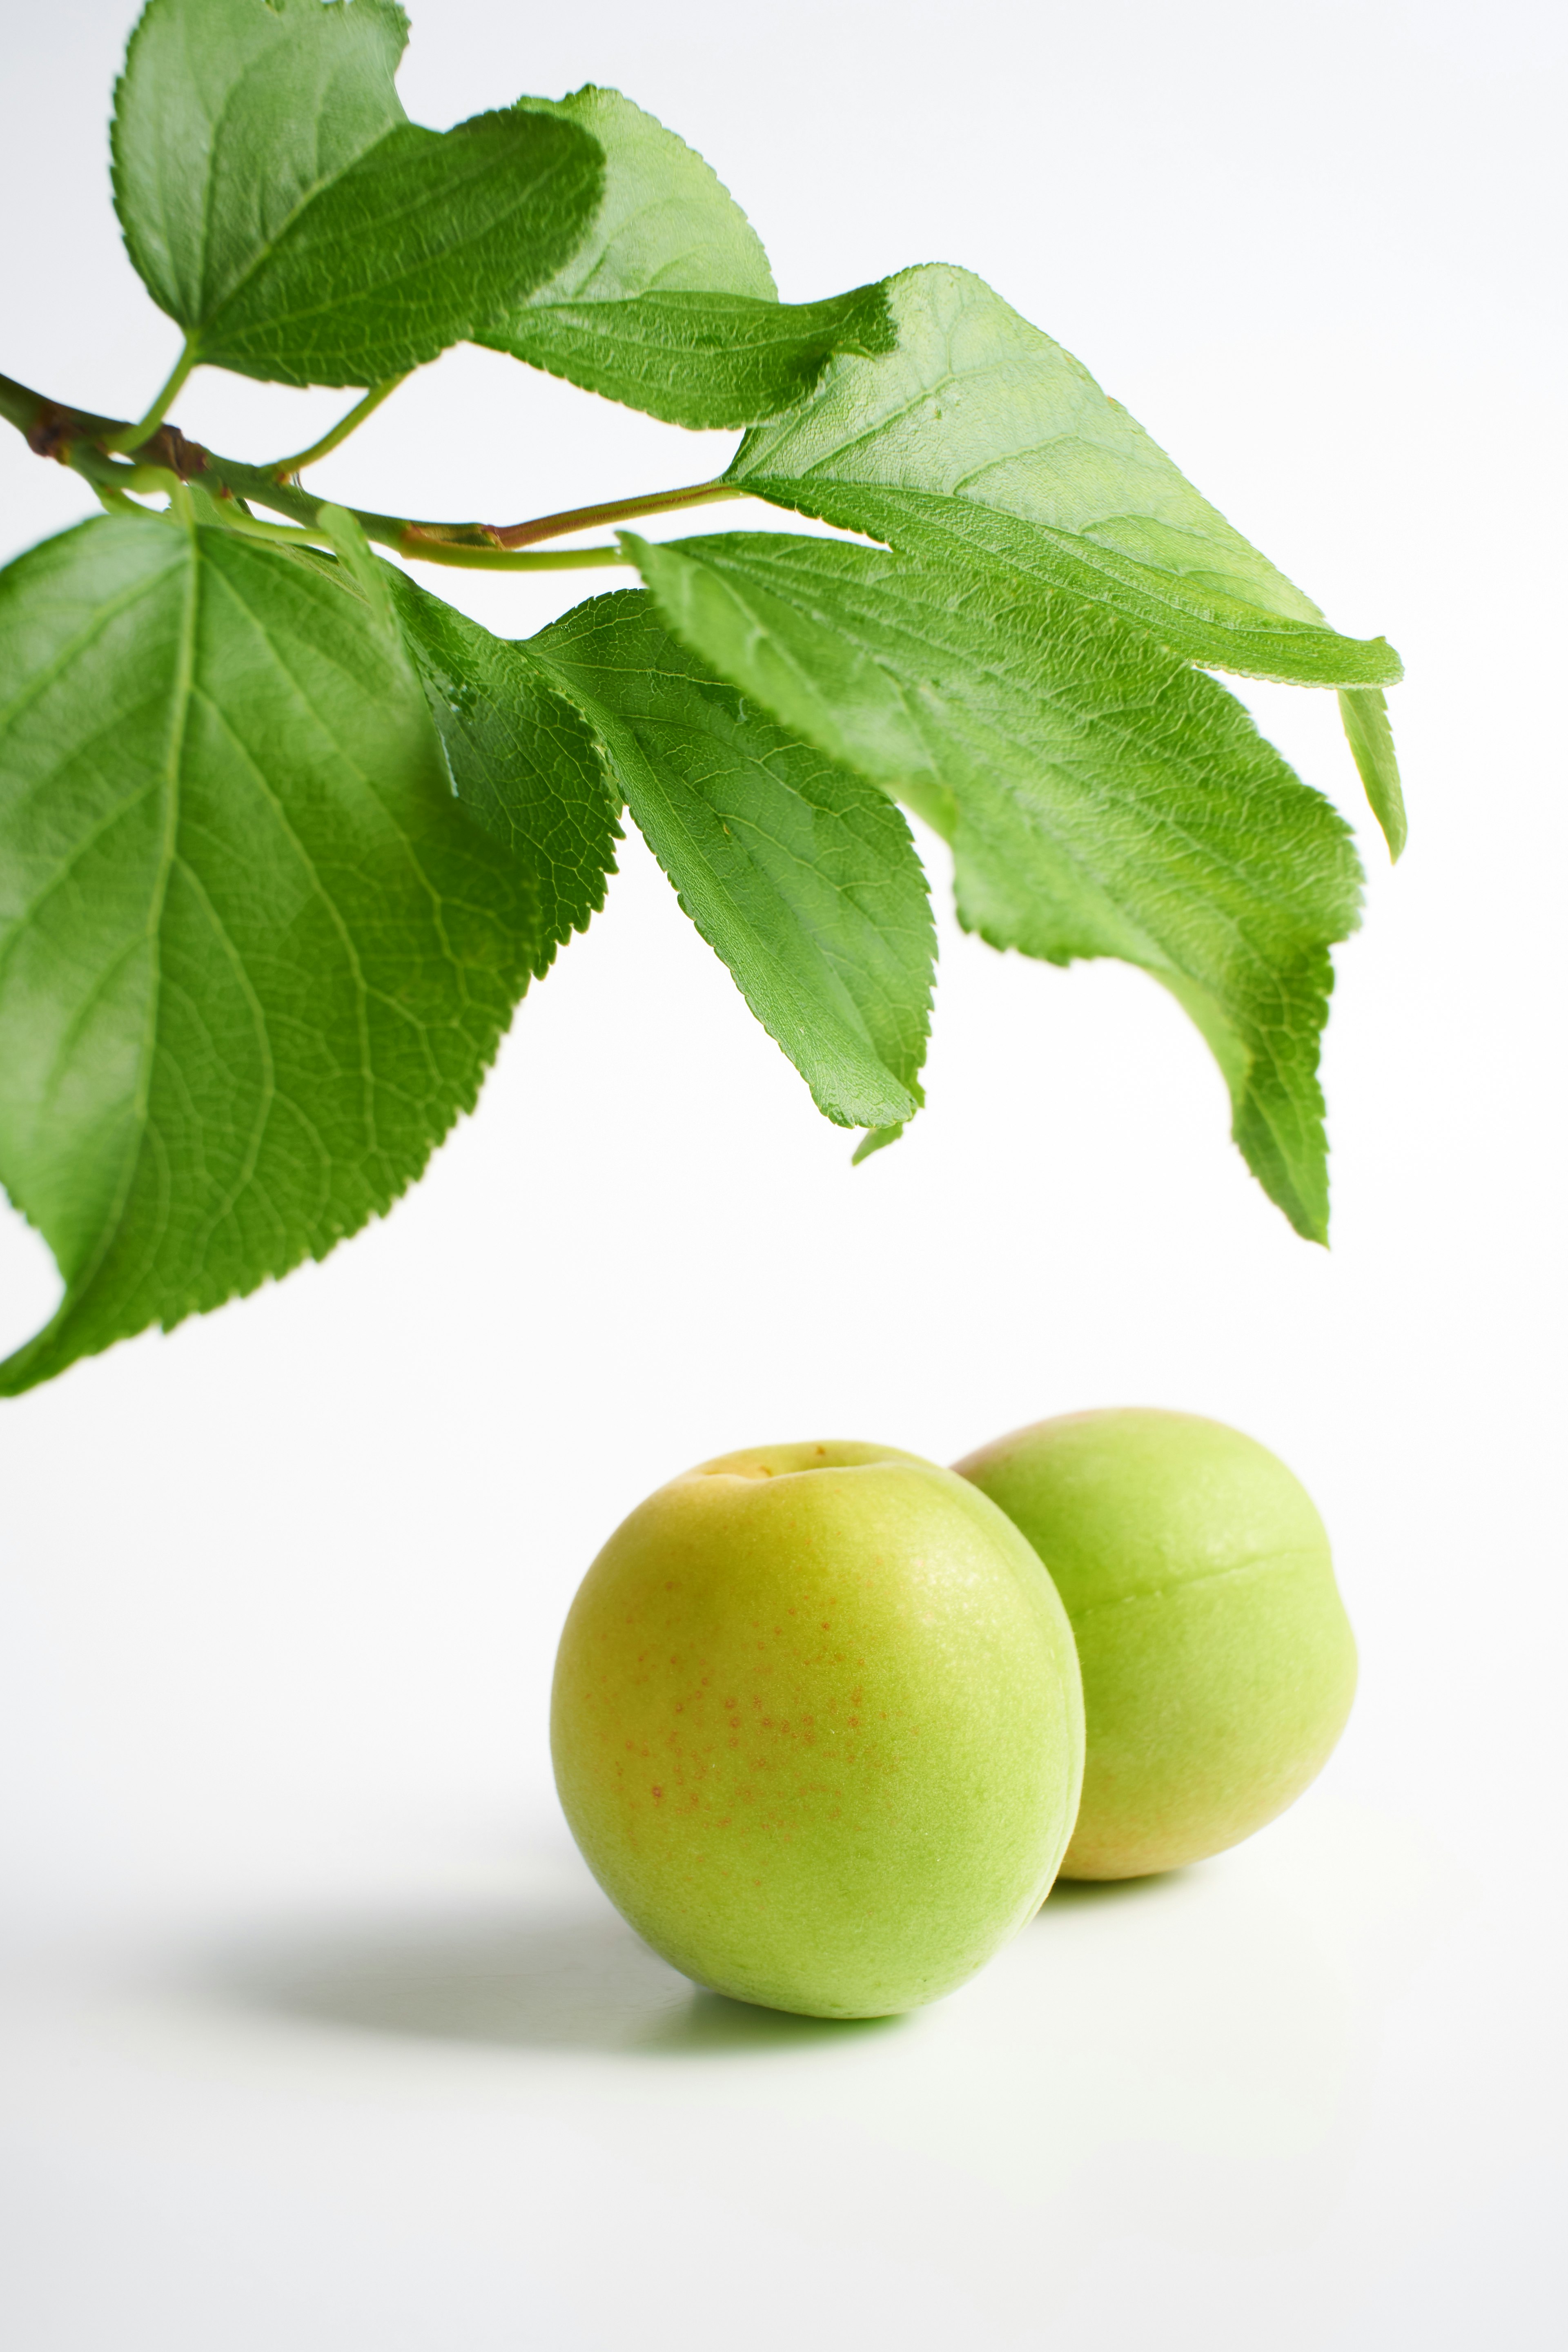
[0,368,712,575]
[401,541,627,571]
[488,478,742,550]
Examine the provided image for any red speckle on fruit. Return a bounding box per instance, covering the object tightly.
[651,1786,664,1799]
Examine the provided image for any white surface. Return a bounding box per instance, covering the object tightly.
[1,2,1564,2345]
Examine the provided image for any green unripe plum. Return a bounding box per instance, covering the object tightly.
[954,1409,1356,1881]
[551,1439,1085,2018]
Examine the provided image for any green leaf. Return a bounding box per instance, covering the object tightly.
[627,528,1363,1241]
[486,283,898,431]
[497,87,776,305]
[112,0,604,388]
[113,0,409,328]
[1337,687,1407,860]
[529,591,933,1132]
[476,85,895,426]
[387,570,621,975]
[727,265,1402,693]
[0,514,538,1396]
[851,1121,906,1165]
[194,110,605,388]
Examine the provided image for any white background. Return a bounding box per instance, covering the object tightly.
[1,2,1564,2344]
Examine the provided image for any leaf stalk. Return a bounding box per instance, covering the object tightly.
[265,374,411,479]
[102,341,197,455]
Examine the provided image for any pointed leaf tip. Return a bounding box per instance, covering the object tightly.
[852,1123,906,1164]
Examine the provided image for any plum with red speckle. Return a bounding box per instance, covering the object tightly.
[550,1438,1084,2018]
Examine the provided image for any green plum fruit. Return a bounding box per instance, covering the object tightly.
[954,1409,1356,1881]
[550,1439,1085,2018]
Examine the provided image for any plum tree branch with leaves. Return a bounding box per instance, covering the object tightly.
[0,0,1406,1400]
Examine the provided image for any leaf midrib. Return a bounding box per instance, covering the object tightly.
[737,479,1376,688]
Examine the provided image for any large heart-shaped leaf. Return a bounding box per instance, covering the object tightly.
[0,514,539,1394]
